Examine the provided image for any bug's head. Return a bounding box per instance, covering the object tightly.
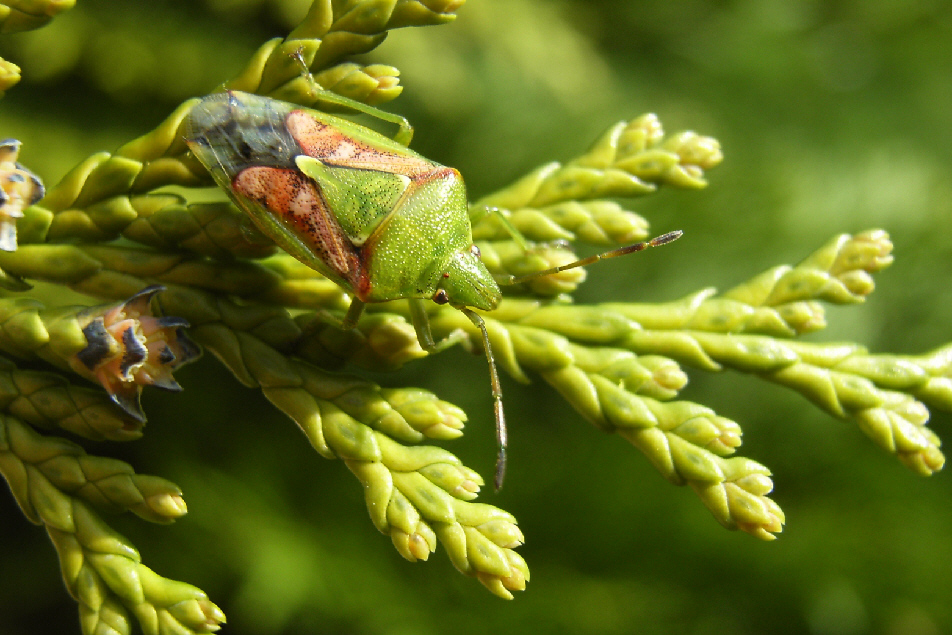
[432,244,501,312]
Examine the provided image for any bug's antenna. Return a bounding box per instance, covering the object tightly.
[461,307,507,491]
[459,231,682,489]
[500,230,683,286]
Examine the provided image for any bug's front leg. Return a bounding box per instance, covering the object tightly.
[408,298,469,353]
[409,299,509,490]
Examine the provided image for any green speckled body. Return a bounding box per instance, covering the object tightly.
[184,90,500,311]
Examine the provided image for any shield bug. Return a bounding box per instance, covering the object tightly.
[185,90,681,489]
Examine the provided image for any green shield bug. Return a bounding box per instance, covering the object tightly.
[185,90,681,490]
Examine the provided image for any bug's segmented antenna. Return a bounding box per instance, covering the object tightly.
[474,229,682,489]
[500,230,684,287]
[461,307,508,490]
[463,230,683,490]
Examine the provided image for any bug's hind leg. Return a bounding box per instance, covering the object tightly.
[286,46,414,146]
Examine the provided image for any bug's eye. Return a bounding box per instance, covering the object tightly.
[433,289,450,305]
[469,244,481,258]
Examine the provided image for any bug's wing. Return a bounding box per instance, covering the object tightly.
[231,166,359,286]
[295,155,412,247]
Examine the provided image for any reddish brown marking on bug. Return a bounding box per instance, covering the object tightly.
[234,166,360,282]
[287,110,435,178]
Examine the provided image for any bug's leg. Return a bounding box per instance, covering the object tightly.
[341,297,366,330]
[288,46,414,146]
[408,298,468,354]
[292,298,364,352]
[408,300,506,488]
[498,230,684,286]
[460,308,507,491]
[471,205,529,251]
[314,90,414,146]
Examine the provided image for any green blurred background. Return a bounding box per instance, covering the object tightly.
[3,1,952,633]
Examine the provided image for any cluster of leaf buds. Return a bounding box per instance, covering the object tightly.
[71,285,200,421]
[0,138,44,251]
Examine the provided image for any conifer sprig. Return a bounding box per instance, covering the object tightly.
[2,1,949,630]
